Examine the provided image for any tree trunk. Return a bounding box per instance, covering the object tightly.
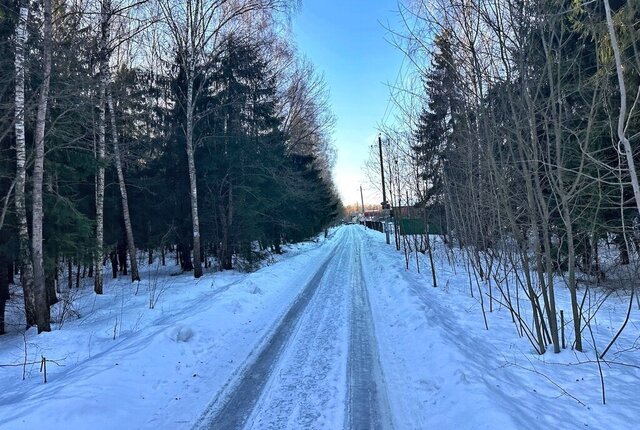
[117,241,127,275]
[31,0,53,333]
[519,68,560,354]
[14,2,36,328]
[219,189,233,270]
[94,0,110,294]
[107,87,140,282]
[8,263,14,285]
[563,202,582,352]
[604,0,640,219]
[177,242,193,271]
[0,299,6,335]
[0,257,9,335]
[67,259,73,291]
[109,249,118,278]
[185,69,203,278]
[202,246,208,268]
[45,265,58,307]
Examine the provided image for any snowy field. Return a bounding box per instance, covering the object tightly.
[0,225,638,429]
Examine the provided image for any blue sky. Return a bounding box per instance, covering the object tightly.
[292,1,404,207]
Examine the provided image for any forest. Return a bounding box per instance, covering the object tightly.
[371,0,640,357]
[0,0,340,334]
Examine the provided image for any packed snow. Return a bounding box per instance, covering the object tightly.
[0,225,638,429]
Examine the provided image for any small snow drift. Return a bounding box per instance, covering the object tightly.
[168,325,194,343]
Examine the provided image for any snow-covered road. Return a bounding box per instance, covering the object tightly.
[196,226,393,430]
[2,225,639,430]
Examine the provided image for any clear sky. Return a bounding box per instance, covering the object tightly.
[292,1,403,207]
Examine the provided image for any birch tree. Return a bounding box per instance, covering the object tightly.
[31,0,53,332]
[107,86,140,282]
[604,0,640,219]
[94,0,111,294]
[13,0,36,326]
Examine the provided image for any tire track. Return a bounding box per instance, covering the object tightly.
[245,232,353,429]
[346,229,394,430]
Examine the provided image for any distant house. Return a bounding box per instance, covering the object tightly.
[363,210,381,220]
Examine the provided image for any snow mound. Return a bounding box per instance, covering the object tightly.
[168,325,194,343]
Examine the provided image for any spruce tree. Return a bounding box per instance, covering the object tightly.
[413,29,463,207]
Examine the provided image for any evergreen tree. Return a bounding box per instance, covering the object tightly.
[202,36,289,268]
[413,29,463,207]
[0,1,339,330]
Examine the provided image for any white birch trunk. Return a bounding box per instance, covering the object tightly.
[31,0,53,332]
[94,0,110,294]
[107,87,140,282]
[186,67,203,278]
[604,0,640,219]
[14,3,37,328]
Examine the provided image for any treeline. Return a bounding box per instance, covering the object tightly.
[0,0,340,334]
[377,0,640,355]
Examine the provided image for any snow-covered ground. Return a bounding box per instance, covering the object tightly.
[0,232,340,429]
[360,227,640,429]
[0,225,638,429]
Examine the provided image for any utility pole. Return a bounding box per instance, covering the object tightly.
[378,135,389,210]
[378,134,390,244]
[360,185,366,229]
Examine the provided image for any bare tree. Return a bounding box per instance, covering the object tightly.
[604,0,640,219]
